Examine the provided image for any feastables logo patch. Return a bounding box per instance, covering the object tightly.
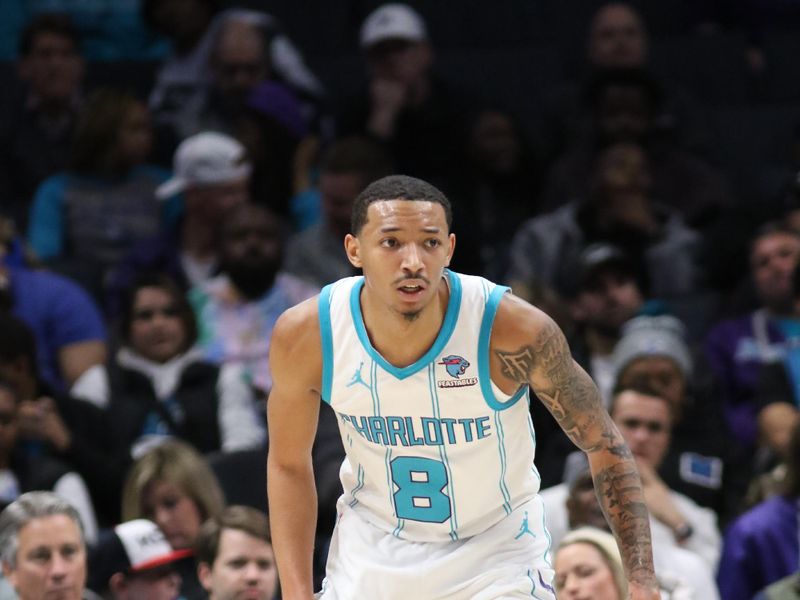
[437,355,477,388]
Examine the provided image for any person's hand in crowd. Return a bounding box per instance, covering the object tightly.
[16,397,71,452]
[367,78,408,137]
[606,193,659,237]
[636,460,690,540]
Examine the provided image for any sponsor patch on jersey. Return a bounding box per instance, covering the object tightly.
[437,354,477,388]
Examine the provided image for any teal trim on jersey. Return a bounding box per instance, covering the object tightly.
[349,270,462,379]
[525,390,542,484]
[479,285,527,410]
[539,495,554,567]
[494,411,513,515]
[428,364,459,539]
[348,464,365,508]
[318,284,335,404]
[370,360,380,416]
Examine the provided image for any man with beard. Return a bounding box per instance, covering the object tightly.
[189,204,317,396]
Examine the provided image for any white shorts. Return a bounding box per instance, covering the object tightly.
[316,495,556,600]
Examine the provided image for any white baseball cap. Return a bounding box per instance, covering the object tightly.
[360,3,427,49]
[156,131,252,199]
[114,519,192,572]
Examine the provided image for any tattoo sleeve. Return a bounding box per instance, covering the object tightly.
[494,320,657,587]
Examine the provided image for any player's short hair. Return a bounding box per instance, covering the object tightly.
[351,175,452,235]
[0,492,85,568]
[195,505,271,566]
[18,13,80,57]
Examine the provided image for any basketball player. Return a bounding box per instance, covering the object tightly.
[267,175,659,599]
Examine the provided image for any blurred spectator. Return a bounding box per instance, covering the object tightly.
[612,315,749,523]
[0,14,84,231]
[1,220,106,393]
[88,518,188,600]
[196,505,277,600]
[189,204,317,396]
[146,3,323,154]
[122,440,225,599]
[561,467,718,598]
[447,108,542,279]
[541,68,732,230]
[0,313,104,539]
[539,1,712,163]
[0,2,168,61]
[705,223,800,452]
[27,89,176,302]
[506,142,703,301]
[542,381,721,570]
[717,419,800,600]
[77,273,265,459]
[285,136,392,287]
[0,491,89,600]
[338,3,469,189]
[531,243,654,486]
[107,131,251,316]
[553,527,628,600]
[0,381,98,544]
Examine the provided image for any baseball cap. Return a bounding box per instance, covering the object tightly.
[559,243,635,297]
[360,4,427,49]
[156,132,252,199]
[89,519,191,589]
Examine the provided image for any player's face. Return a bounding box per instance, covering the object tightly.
[554,542,621,600]
[199,529,277,600]
[4,515,86,600]
[345,200,454,321]
[611,391,671,468]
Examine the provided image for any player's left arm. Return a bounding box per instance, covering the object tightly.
[491,295,659,598]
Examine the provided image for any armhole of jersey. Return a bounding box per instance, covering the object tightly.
[478,285,527,411]
[318,284,334,405]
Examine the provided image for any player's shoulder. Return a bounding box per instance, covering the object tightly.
[491,291,562,348]
[272,295,322,351]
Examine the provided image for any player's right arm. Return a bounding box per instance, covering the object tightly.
[267,297,323,600]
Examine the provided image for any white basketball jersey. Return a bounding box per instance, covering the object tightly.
[318,270,542,542]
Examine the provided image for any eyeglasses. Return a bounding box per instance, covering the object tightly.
[132,306,180,321]
[618,418,667,434]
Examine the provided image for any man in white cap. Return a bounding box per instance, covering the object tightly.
[107,131,251,314]
[89,519,192,600]
[339,3,467,184]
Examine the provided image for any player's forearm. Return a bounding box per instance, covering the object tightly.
[267,458,319,599]
[588,450,658,590]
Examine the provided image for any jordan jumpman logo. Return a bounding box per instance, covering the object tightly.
[346,362,370,390]
[515,511,535,539]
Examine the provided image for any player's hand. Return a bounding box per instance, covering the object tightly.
[627,580,661,599]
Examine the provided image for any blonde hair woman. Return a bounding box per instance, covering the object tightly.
[122,440,225,550]
[554,527,627,600]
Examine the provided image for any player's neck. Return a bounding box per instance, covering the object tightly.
[361,278,449,368]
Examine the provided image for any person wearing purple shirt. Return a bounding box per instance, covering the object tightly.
[704,223,800,450]
[716,419,800,600]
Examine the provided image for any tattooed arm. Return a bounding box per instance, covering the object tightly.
[491,295,659,599]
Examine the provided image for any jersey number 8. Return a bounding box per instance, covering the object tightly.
[390,456,451,523]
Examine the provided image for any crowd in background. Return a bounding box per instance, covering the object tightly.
[2,1,800,598]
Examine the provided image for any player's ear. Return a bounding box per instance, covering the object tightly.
[445,233,456,266]
[345,234,362,268]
